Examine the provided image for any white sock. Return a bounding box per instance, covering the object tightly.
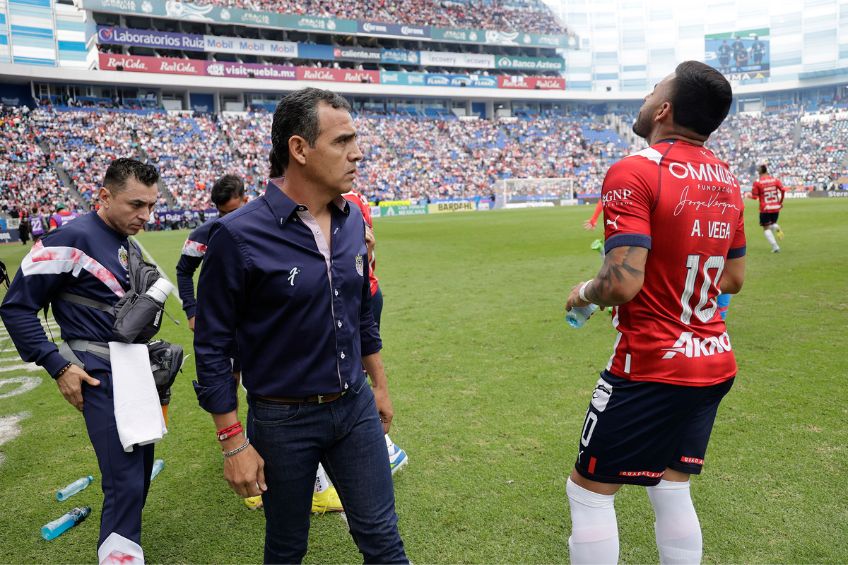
[314,463,332,493]
[770,223,781,232]
[566,478,619,565]
[647,480,702,565]
[764,229,778,249]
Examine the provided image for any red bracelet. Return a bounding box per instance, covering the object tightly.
[217,422,243,442]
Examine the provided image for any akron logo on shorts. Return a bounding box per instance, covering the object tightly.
[355,254,364,277]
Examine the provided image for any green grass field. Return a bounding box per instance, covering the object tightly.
[0,198,846,563]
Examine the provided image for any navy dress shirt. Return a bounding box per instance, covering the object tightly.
[193,181,381,414]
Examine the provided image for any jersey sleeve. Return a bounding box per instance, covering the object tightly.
[602,159,654,253]
[728,203,747,259]
[0,246,75,377]
[751,181,760,199]
[176,237,206,319]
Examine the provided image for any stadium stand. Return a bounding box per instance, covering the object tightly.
[0,105,63,216]
[191,0,568,35]
[2,103,846,218]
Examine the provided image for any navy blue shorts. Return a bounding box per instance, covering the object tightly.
[759,212,780,226]
[574,371,734,486]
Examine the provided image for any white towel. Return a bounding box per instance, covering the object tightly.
[109,342,167,452]
[99,532,144,564]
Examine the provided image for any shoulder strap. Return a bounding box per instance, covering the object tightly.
[57,292,116,314]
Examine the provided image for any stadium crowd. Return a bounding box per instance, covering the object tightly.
[0,105,62,217]
[192,0,568,35]
[1,102,846,220]
[709,105,847,191]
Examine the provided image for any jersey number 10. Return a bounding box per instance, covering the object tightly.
[679,255,725,324]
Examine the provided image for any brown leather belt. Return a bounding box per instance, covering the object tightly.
[253,391,346,405]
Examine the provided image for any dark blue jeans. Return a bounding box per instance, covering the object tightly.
[247,379,407,564]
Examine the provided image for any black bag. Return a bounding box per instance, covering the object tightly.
[111,244,166,343]
[147,339,184,394]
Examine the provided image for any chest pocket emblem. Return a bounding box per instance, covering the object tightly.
[288,267,300,286]
[355,254,364,277]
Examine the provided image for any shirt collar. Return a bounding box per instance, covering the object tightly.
[264,179,350,222]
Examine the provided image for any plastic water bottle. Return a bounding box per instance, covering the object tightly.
[41,506,91,541]
[56,475,94,501]
[717,293,732,320]
[145,278,174,304]
[566,304,599,328]
[150,459,165,481]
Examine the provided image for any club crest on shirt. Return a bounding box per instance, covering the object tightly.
[118,246,129,271]
[355,254,364,277]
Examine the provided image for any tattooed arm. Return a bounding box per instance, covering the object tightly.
[566,245,648,311]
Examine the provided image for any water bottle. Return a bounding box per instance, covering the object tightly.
[56,475,94,501]
[566,304,599,328]
[41,506,91,541]
[145,278,174,304]
[717,293,732,320]
[150,459,165,481]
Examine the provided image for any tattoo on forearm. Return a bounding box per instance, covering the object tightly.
[586,247,644,306]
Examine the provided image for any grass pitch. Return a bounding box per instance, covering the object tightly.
[0,198,846,563]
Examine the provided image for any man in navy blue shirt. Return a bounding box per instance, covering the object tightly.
[0,158,160,564]
[194,88,408,563]
[176,174,248,332]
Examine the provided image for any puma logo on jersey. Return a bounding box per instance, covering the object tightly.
[606,215,620,230]
[661,331,732,359]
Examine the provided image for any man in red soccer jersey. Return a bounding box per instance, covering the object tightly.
[564,61,746,564]
[750,164,785,253]
[343,190,409,475]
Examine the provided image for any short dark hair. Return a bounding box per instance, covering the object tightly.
[103,158,159,193]
[269,151,283,179]
[270,88,352,172]
[758,164,768,175]
[211,174,245,205]
[670,61,732,137]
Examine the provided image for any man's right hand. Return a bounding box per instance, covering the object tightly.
[55,365,100,411]
[187,316,195,332]
[223,442,267,498]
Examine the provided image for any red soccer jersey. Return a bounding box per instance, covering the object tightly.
[343,191,379,296]
[601,140,746,387]
[751,175,785,213]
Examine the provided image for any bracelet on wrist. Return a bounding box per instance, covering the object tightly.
[217,422,244,442]
[579,280,593,303]
[222,438,250,458]
[54,362,73,379]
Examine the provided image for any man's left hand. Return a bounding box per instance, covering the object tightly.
[372,385,394,434]
[566,282,590,312]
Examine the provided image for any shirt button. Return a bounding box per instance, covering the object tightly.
[344,382,349,390]
[340,352,346,359]
[337,320,342,328]
[334,289,339,296]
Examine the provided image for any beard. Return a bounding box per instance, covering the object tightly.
[632,111,650,139]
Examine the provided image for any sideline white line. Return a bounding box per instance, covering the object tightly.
[0,377,42,399]
[130,236,183,306]
[0,363,40,373]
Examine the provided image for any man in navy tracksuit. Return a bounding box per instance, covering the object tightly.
[0,158,160,564]
[175,174,247,332]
